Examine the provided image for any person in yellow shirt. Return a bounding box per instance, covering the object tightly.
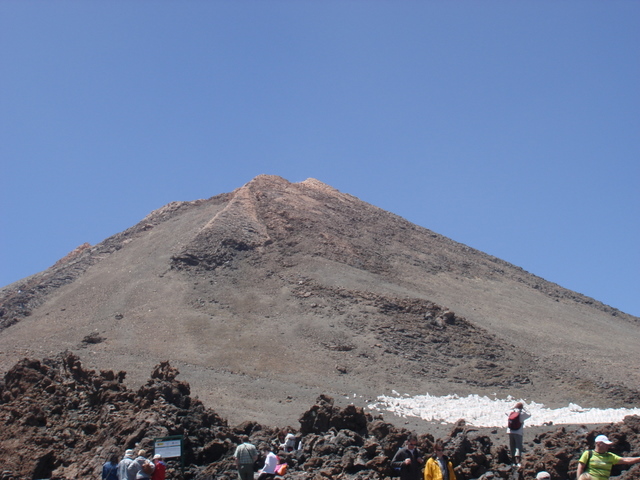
[576,435,640,480]
[423,440,456,480]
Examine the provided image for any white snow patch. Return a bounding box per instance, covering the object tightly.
[367,393,640,427]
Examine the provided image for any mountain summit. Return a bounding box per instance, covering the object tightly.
[1,175,638,425]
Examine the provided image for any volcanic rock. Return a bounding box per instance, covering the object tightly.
[1,354,640,480]
[0,175,638,428]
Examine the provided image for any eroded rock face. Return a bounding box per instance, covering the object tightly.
[1,354,639,480]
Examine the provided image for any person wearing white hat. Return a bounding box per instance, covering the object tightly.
[576,434,640,480]
[117,449,136,480]
[151,453,166,480]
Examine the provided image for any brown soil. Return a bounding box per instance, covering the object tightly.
[0,175,638,430]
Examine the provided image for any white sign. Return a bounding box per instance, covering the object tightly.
[154,438,182,459]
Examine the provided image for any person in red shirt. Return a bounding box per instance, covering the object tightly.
[151,454,166,480]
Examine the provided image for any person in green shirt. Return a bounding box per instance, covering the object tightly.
[576,434,640,480]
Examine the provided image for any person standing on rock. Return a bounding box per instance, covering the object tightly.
[102,453,119,480]
[506,402,531,466]
[117,449,135,480]
[391,434,425,480]
[576,434,640,480]
[423,440,456,480]
[234,435,259,480]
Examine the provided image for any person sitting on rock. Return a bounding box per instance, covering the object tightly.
[280,431,297,453]
[423,440,456,480]
[391,434,425,480]
[257,444,279,480]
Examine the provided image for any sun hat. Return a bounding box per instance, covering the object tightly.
[153,454,162,459]
[125,449,134,457]
[536,472,551,479]
[595,434,612,444]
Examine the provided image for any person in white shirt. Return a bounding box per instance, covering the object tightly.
[257,445,278,480]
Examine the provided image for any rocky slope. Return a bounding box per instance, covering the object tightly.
[1,353,639,480]
[0,175,638,429]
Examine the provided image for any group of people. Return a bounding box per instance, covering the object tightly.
[391,434,456,480]
[390,431,640,480]
[507,402,640,480]
[234,435,293,480]
[95,400,639,480]
[386,403,534,480]
[102,448,167,480]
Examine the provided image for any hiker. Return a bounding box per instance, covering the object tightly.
[234,435,259,480]
[117,449,135,480]
[280,431,297,452]
[151,454,166,480]
[257,444,279,480]
[127,450,154,480]
[391,434,425,480]
[102,453,119,480]
[576,434,640,480]
[423,440,456,480]
[506,402,531,466]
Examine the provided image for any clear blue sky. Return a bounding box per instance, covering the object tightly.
[1,2,638,317]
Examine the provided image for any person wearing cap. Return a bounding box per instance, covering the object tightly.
[506,402,531,467]
[576,434,640,480]
[117,449,135,480]
[536,471,551,480]
[151,454,166,480]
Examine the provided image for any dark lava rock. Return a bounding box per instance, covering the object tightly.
[1,353,640,480]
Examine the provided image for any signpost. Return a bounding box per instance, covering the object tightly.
[154,435,184,475]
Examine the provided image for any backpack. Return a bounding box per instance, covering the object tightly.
[507,410,522,430]
[275,463,288,476]
[142,460,154,475]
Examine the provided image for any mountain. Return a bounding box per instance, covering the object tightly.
[1,175,638,427]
